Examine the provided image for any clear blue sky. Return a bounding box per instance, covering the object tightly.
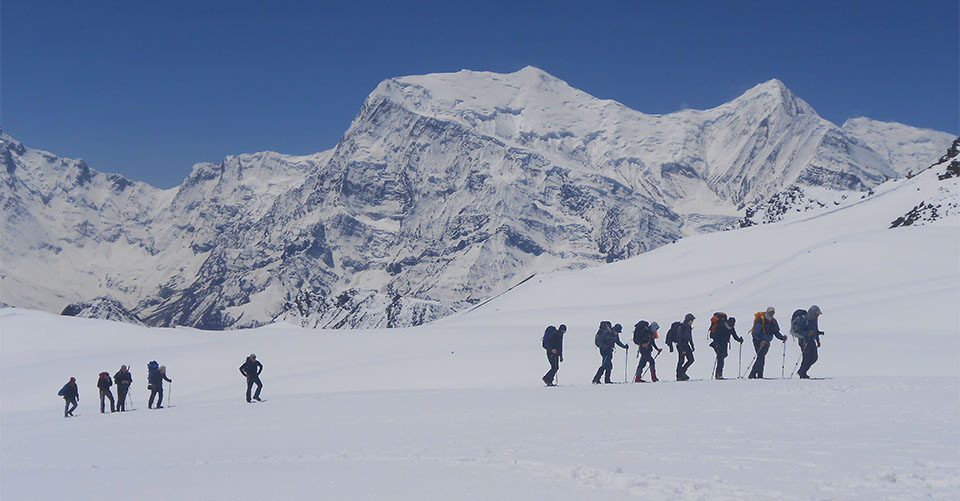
[3,0,957,188]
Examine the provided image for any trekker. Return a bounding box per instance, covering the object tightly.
[58,377,79,418]
[114,365,133,412]
[794,305,824,379]
[675,314,696,381]
[709,314,743,379]
[147,363,172,409]
[97,371,116,413]
[239,354,264,402]
[749,307,787,379]
[542,324,566,386]
[592,322,628,384]
[633,321,662,382]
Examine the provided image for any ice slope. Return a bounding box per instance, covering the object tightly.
[2,149,957,499]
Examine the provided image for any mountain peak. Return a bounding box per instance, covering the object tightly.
[730,78,816,117]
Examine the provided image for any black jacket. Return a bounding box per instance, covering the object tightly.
[676,323,695,352]
[59,382,79,400]
[633,325,660,351]
[240,359,263,378]
[114,370,133,387]
[598,328,628,351]
[148,370,171,388]
[97,374,113,390]
[543,329,564,357]
[710,322,743,346]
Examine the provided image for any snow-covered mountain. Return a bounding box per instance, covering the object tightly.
[2,133,957,498]
[1,68,954,329]
[60,297,144,325]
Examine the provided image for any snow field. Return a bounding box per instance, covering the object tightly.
[2,162,958,499]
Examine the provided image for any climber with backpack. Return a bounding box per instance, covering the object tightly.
[748,307,787,379]
[96,371,116,413]
[633,321,662,382]
[240,354,264,402]
[147,361,172,409]
[708,313,743,379]
[58,377,79,418]
[791,305,824,379]
[592,321,628,384]
[541,324,566,386]
[675,314,696,381]
[114,365,133,412]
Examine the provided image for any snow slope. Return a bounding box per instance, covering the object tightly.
[2,147,957,499]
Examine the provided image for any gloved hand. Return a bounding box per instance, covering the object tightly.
[657,348,662,353]
[559,356,564,362]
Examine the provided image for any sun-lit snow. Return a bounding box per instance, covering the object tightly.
[2,154,957,499]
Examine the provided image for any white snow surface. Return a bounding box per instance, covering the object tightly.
[2,160,958,499]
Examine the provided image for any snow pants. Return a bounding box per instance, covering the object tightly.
[635,347,655,379]
[712,342,728,378]
[246,376,263,402]
[99,388,115,413]
[544,351,560,383]
[149,386,164,408]
[593,349,614,383]
[798,338,819,377]
[116,384,129,411]
[750,340,770,378]
[676,349,694,379]
[64,398,77,417]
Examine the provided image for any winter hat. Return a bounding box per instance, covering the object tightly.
[808,305,822,316]
[120,365,127,371]
[558,324,567,332]
[684,313,695,323]
[613,323,623,332]
[728,317,736,326]
[158,366,166,373]
[250,353,257,359]
[69,377,76,383]
[649,321,660,332]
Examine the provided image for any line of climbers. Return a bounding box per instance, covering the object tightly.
[57,354,265,418]
[541,305,824,386]
[58,361,174,417]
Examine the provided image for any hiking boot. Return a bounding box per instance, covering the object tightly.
[254,396,262,401]
[650,367,658,382]
[592,379,601,385]
[603,379,612,384]
[799,373,810,379]
[542,376,552,385]
[155,405,164,409]
[635,375,645,383]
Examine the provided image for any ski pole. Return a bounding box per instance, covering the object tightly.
[737,341,743,374]
[641,350,661,379]
[168,381,172,407]
[624,348,628,383]
[712,357,718,380]
[790,341,810,378]
[742,352,758,379]
[781,341,787,379]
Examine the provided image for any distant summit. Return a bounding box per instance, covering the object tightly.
[2,69,954,329]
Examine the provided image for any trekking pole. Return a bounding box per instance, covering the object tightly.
[641,350,662,379]
[781,341,787,379]
[737,341,743,374]
[790,341,809,378]
[741,352,758,379]
[624,348,628,383]
[712,358,718,380]
[168,381,172,407]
